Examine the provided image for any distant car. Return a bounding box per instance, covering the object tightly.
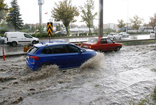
[81,37,122,52]
[26,41,97,71]
[150,31,155,38]
[107,33,121,40]
[54,31,65,35]
[119,32,129,37]
[0,36,4,44]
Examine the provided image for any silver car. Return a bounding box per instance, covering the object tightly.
[107,33,122,40]
[0,36,4,44]
[119,32,130,37]
[150,31,155,38]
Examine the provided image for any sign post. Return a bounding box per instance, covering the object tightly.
[47,22,53,42]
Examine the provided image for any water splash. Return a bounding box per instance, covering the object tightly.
[21,65,59,81]
[80,52,104,70]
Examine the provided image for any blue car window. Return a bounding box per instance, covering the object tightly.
[28,47,38,54]
[66,45,80,53]
[42,45,67,54]
[42,47,51,54]
[52,45,67,54]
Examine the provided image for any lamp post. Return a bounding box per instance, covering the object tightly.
[126,0,129,32]
[99,0,103,37]
[38,0,44,26]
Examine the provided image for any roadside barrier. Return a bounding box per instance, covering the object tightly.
[2,47,5,61]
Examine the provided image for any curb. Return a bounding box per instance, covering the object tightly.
[0,53,26,58]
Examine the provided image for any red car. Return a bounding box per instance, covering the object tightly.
[81,37,122,51]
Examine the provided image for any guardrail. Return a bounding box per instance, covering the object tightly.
[71,39,156,45]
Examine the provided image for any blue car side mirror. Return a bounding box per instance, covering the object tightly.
[80,49,86,53]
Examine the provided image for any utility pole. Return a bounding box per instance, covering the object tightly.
[38,0,44,26]
[99,0,103,37]
[126,0,129,33]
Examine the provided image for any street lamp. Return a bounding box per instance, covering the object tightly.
[38,0,44,26]
[126,0,129,32]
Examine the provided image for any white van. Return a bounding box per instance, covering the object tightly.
[4,32,39,46]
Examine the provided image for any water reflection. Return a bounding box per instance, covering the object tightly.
[130,35,151,40]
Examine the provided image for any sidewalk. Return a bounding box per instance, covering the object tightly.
[0,45,26,57]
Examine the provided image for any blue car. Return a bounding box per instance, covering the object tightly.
[26,41,97,71]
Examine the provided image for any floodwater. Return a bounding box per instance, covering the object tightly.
[0,44,156,105]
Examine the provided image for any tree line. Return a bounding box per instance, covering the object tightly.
[0,0,97,35]
[118,14,156,33]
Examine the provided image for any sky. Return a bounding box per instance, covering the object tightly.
[4,0,156,26]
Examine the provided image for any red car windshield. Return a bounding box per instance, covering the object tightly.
[88,38,98,44]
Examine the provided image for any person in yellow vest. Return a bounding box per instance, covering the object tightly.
[24,45,29,52]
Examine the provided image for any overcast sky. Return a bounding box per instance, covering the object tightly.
[4,0,156,26]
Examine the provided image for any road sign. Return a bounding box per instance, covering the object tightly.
[47,22,53,36]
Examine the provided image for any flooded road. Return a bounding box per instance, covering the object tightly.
[0,44,156,105]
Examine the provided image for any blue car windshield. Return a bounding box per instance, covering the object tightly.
[88,38,98,43]
[28,47,38,54]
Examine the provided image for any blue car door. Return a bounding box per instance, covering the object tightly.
[41,45,69,68]
[65,45,87,67]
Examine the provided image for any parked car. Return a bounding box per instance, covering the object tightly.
[119,32,129,37]
[26,41,97,71]
[4,32,39,46]
[107,33,121,40]
[81,37,122,52]
[0,36,4,44]
[54,31,65,35]
[150,31,155,38]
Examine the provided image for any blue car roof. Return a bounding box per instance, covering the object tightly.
[41,40,65,44]
[34,41,71,48]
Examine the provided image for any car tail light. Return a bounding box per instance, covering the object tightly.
[7,37,8,41]
[89,46,92,49]
[30,56,39,61]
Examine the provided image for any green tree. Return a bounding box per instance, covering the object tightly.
[36,25,44,34]
[7,0,23,31]
[22,24,31,32]
[30,25,35,33]
[130,15,143,32]
[149,13,156,31]
[0,0,9,23]
[80,0,97,34]
[52,0,79,35]
[117,19,126,29]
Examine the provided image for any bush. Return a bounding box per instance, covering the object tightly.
[153,86,156,100]
[128,32,150,35]
[0,29,7,35]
